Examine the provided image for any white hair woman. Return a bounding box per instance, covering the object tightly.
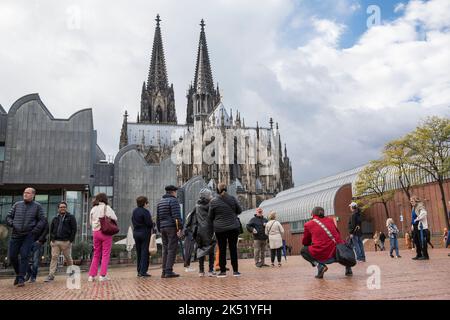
[410,195,429,260]
[265,211,285,267]
[386,218,401,258]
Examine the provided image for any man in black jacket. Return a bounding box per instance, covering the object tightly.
[157,185,182,278]
[6,187,47,287]
[45,201,77,282]
[246,208,269,268]
[25,220,49,283]
[348,202,366,262]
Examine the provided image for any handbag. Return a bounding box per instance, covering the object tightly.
[149,233,157,255]
[99,205,119,236]
[313,219,356,267]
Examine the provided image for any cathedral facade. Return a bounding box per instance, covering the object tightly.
[119,15,293,209]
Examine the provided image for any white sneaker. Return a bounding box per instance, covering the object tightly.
[99,276,110,282]
[198,272,205,277]
[207,271,216,277]
[184,267,196,272]
[88,276,95,282]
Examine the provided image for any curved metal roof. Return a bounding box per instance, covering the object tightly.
[239,165,366,225]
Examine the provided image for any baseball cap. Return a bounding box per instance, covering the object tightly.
[349,202,358,207]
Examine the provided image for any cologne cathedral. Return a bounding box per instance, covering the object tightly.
[119,15,293,209]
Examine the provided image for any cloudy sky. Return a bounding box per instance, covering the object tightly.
[0,0,449,185]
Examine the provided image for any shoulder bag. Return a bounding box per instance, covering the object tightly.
[313,219,356,267]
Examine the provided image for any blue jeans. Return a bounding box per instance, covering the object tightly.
[8,234,34,280]
[351,235,366,261]
[26,242,43,280]
[389,236,400,256]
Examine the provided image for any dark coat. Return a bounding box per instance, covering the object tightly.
[209,193,242,233]
[348,209,363,237]
[132,207,153,234]
[50,213,77,242]
[185,198,216,258]
[246,215,269,241]
[156,194,182,231]
[6,201,47,239]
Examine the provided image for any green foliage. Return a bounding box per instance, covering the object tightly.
[355,158,394,218]
[71,242,92,260]
[111,244,126,258]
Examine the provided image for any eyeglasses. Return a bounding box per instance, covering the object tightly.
[59,206,67,209]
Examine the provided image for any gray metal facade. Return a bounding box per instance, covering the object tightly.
[1,94,96,187]
[113,145,177,234]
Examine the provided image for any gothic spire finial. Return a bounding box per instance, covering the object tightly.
[200,19,205,30]
[269,118,273,129]
[147,14,168,91]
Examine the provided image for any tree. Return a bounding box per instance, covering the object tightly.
[403,116,450,230]
[355,158,395,219]
[384,138,421,207]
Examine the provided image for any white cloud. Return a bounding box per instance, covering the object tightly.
[394,3,406,13]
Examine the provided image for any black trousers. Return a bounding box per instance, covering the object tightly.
[216,229,239,273]
[199,244,215,273]
[134,230,151,275]
[412,225,429,258]
[270,248,282,263]
[161,227,179,273]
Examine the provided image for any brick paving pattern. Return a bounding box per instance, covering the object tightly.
[0,249,449,300]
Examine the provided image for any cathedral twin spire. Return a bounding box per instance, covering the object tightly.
[139,15,220,125]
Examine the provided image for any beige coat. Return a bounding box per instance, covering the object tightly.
[265,220,285,249]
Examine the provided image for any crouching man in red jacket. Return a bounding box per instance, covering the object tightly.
[301,207,353,279]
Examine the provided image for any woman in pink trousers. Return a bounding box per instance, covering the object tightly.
[88,193,118,282]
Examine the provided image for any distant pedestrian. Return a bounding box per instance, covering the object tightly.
[373,231,382,252]
[348,202,366,262]
[246,208,269,268]
[25,216,49,283]
[379,232,386,251]
[410,196,429,260]
[88,193,118,281]
[405,232,413,250]
[386,218,401,258]
[209,182,242,277]
[132,196,153,278]
[45,201,77,282]
[157,185,182,278]
[187,188,216,277]
[6,187,47,287]
[442,228,448,248]
[301,207,352,279]
[265,211,284,267]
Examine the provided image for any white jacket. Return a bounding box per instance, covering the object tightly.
[414,207,428,230]
[265,220,285,249]
[90,202,118,232]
